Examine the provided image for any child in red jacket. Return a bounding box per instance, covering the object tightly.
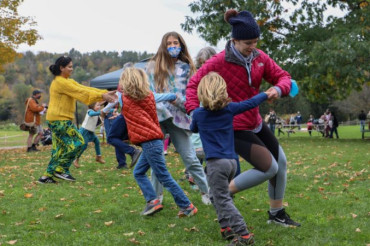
[120,67,197,217]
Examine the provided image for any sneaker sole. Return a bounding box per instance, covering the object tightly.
[142,205,163,216]
[54,173,76,181]
[267,219,291,227]
[129,151,142,168]
[37,180,56,184]
[178,207,198,218]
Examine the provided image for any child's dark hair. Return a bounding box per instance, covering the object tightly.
[49,56,72,76]
[88,102,97,109]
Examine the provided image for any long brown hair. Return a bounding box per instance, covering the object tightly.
[151,31,196,92]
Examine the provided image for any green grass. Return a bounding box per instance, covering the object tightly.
[0,126,369,245]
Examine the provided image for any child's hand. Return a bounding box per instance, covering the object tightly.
[265,87,279,103]
[169,94,178,104]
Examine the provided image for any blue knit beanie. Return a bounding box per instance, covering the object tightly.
[225,10,260,40]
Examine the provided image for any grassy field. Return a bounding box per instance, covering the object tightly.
[0,126,368,245]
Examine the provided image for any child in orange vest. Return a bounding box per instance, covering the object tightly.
[120,67,197,217]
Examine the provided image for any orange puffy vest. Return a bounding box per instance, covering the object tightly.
[122,92,164,145]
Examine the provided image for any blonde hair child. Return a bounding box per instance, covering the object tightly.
[119,67,198,217]
[190,72,271,243]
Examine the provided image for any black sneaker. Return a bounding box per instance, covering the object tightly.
[116,164,128,169]
[37,176,57,184]
[54,171,76,181]
[228,234,254,246]
[129,148,142,168]
[31,144,40,151]
[267,208,301,227]
[141,199,163,216]
[221,227,235,240]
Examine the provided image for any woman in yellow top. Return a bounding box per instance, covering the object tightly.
[38,56,117,184]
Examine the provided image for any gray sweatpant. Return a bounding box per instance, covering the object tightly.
[207,158,248,235]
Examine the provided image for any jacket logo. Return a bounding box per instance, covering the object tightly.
[258,63,264,67]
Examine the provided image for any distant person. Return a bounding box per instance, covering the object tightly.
[25,89,47,152]
[191,72,270,244]
[73,102,106,168]
[295,111,302,130]
[37,56,116,184]
[120,67,197,217]
[146,31,210,205]
[268,109,277,135]
[307,116,314,136]
[358,110,367,131]
[367,111,370,130]
[324,109,331,137]
[329,112,339,139]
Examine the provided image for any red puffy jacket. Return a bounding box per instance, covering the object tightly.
[122,92,164,145]
[185,42,291,131]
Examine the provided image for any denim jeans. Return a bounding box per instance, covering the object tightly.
[133,139,190,209]
[107,114,135,167]
[151,118,209,195]
[104,112,114,137]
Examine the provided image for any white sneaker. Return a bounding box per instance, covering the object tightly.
[158,194,163,204]
[201,193,212,205]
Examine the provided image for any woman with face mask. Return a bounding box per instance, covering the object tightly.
[146,32,211,205]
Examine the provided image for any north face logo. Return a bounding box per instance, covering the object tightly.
[258,63,264,67]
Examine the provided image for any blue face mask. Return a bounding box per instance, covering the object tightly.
[167,46,181,58]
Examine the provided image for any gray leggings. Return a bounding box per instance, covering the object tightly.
[233,123,287,200]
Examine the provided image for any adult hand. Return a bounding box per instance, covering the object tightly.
[102,90,117,103]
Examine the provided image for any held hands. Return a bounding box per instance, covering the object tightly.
[265,87,279,103]
[102,90,118,103]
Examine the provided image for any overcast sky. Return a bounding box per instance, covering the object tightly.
[17,0,226,57]
[17,0,344,58]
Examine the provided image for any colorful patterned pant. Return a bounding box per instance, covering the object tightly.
[45,120,85,176]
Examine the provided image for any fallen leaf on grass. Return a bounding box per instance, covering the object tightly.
[0,190,5,197]
[123,232,134,236]
[184,226,199,232]
[93,209,102,213]
[129,238,140,244]
[7,240,17,245]
[104,221,113,226]
[85,223,91,228]
[252,209,262,212]
[283,202,289,207]
[60,198,66,201]
[168,224,176,228]
[137,230,145,236]
[55,214,63,219]
[355,228,361,232]
[38,207,47,212]
[123,194,129,197]
[24,193,33,198]
[72,229,77,232]
[351,213,357,218]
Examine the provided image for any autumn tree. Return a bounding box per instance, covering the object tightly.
[0,0,41,71]
[182,0,369,103]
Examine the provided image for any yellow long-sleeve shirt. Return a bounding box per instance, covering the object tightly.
[46,76,107,121]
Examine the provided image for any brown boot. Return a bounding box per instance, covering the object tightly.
[96,155,105,164]
[73,158,80,168]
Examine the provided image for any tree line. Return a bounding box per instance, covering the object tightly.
[0,49,153,124]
